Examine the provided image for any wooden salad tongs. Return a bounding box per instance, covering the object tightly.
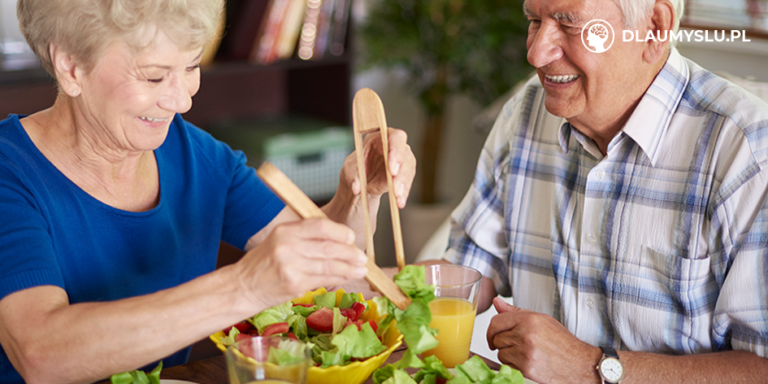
[352,88,406,273]
[257,161,412,311]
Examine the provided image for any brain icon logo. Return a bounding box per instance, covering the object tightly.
[582,19,615,53]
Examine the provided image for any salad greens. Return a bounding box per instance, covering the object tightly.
[219,287,387,368]
[109,361,162,384]
[372,266,525,384]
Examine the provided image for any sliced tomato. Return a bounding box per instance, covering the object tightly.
[367,319,378,332]
[247,329,260,336]
[223,321,252,335]
[339,308,356,321]
[351,302,366,320]
[235,333,251,343]
[286,332,298,340]
[292,303,314,308]
[261,322,290,337]
[306,307,334,332]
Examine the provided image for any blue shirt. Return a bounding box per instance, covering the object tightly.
[446,48,768,357]
[0,114,285,382]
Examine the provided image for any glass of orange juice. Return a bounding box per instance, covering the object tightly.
[421,264,482,368]
[226,335,311,384]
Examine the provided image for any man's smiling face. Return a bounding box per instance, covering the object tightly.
[524,0,650,132]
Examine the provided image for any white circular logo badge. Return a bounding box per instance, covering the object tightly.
[582,19,615,53]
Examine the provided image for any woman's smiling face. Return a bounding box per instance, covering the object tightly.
[75,28,202,153]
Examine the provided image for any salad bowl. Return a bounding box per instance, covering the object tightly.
[210,287,403,384]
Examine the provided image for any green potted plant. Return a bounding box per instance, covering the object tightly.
[359,0,532,205]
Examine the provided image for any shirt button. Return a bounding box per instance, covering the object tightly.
[595,169,605,179]
[586,298,595,308]
[588,233,598,245]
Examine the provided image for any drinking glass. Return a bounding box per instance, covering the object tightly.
[226,335,311,384]
[421,264,482,368]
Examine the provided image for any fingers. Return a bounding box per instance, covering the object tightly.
[385,128,415,208]
[493,297,517,313]
[340,128,415,207]
[486,307,523,349]
[282,218,356,245]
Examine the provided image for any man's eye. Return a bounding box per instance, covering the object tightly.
[148,78,164,83]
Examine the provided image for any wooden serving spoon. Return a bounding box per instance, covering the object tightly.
[257,162,412,310]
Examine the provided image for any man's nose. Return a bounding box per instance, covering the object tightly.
[527,23,565,68]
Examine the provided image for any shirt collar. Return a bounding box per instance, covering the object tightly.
[621,47,689,166]
[556,48,689,166]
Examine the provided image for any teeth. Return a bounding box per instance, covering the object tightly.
[140,116,167,123]
[546,74,579,83]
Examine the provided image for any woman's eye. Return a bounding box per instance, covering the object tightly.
[148,78,164,83]
[187,64,201,72]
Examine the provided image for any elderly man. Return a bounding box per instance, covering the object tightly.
[440,0,768,382]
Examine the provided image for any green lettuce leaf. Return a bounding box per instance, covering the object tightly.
[249,301,293,334]
[332,307,347,335]
[491,365,525,384]
[313,292,337,308]
[396,321,438,355]
[413,355,454,382]
[291,304,319,317]
[219,327,240,347]
[382,368,419,384]
[372,364,397,384]
[267,346,305,366]
[339,292,360,308]
[452,356,495,384]
[109,361,162,384]
[393,265,435,302]
[331,322,387,359]
[392,348,424,369]
[320,349,345,367]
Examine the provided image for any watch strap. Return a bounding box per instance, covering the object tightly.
[600,346,619,359]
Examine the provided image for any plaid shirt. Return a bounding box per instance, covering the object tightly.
[446,48,768,357]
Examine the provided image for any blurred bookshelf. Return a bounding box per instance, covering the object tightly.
[0,0,354,127]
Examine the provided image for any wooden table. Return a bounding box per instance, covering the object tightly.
[153,346,502,384]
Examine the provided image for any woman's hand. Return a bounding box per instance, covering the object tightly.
[341,127,416,208]
[237,218,369,309]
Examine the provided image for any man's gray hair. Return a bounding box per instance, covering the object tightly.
[614,0,685,32]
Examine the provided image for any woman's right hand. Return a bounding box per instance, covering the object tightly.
[236,218,368,309]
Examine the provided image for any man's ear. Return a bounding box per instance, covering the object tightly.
[643,0,675,64]
[50,43,83,97]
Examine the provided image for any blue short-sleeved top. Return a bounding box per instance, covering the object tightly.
[0,114,285,382]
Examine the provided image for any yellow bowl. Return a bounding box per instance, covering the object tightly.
[210,288,403,384]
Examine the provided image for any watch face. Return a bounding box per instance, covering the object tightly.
[599,357,624,383]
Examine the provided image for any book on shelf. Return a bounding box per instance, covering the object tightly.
[297,0,351,61]
[215,0,271,61]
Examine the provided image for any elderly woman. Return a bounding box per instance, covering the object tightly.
[0,0,415,383]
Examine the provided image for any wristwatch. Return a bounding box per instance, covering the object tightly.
[596,346,625,383]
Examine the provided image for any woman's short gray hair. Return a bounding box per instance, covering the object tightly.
[613,0,685,32]
[18,0,223,77]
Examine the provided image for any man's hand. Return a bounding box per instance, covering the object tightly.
[487,297,602,384]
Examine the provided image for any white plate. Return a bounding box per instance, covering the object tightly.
[160,380,199,384]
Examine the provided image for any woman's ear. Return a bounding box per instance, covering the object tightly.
[50,43,82,97]
[643,0,675,64]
